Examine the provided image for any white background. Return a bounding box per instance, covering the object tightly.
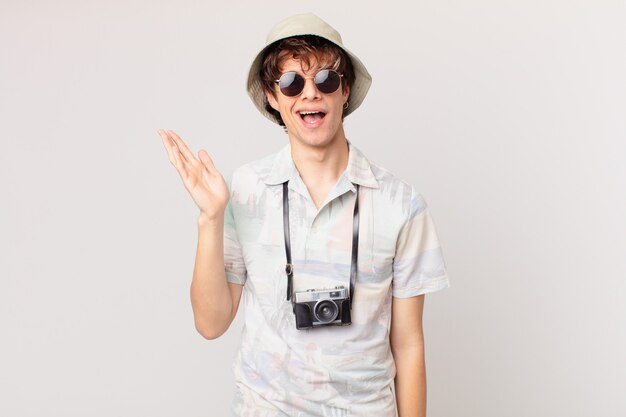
[1,1,625,416]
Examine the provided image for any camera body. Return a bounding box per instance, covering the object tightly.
[293,286,352,330]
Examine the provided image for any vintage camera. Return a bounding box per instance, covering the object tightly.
[293,286,352,329]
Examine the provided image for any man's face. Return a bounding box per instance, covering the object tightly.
[265,56,350,148]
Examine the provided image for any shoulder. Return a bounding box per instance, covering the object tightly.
[226,146,285,193]
[236,148,281,179]
[229,149,276,180]
[366,158,428,220]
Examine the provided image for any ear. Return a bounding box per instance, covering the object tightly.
[342,84,350,106]
[264,88,279,111]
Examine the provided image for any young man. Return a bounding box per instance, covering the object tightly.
[159,13,450,417]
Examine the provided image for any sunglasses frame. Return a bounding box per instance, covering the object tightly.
[274,69,344,97]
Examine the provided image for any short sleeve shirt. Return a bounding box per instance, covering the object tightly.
[223,140,450,416]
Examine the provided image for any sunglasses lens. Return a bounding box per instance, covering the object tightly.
[315,70,341,94]
[279,72,304,97]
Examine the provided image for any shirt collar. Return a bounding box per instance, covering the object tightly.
[261,139,380,190]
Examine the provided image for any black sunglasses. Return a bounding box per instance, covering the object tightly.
[274,69,343,97]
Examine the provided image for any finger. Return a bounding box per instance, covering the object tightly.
[160,130,187,168]
[198,149,218,174]
[159,130,177,161]
[159,129,190,178]
[170,141,189,179]
[161,130,192,164]
[167,130,199,165]
[163,132,200,178]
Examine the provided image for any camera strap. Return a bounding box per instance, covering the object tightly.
[282,181,360,310]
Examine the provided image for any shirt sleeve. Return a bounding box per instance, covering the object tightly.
[223,172,247,286]
[392,188,450,298]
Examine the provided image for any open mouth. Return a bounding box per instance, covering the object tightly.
[298,111,326,124]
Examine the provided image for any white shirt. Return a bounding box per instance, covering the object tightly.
[223,140,450,416]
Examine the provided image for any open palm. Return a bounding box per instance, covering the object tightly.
[158,129,229,219]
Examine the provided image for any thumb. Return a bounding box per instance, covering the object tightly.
[198,149,217,174]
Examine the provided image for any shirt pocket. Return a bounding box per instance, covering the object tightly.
[358,222,396,285]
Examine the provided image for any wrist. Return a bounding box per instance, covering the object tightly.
[197,211,224,226]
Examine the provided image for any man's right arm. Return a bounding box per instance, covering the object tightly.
[190,212,243,340]
[157,129,243,339]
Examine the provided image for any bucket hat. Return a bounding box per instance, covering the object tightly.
[246,13,372,124]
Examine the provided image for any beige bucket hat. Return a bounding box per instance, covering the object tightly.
[246,13,372,124]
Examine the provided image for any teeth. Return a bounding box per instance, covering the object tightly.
[299,111,321,115]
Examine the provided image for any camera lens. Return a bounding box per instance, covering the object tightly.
[314,300,339,323]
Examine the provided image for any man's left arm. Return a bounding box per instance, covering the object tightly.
[390,294,426,417]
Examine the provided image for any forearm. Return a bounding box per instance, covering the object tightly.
[190,213,233,339]
[393,345,427,417]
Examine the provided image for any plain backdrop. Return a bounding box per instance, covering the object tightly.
[1,1,625,416]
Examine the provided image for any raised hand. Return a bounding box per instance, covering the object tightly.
[158,129,230,220]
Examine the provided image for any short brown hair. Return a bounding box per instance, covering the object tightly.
[260,35,356,127]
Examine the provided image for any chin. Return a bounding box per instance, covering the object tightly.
[289,125,343,148]
[292,132,337,148]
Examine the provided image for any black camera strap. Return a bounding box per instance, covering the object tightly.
[282,181,360,310]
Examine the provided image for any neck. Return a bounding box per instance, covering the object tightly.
[288,131,349,190]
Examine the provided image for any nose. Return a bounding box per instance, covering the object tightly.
[300,77,321,100]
